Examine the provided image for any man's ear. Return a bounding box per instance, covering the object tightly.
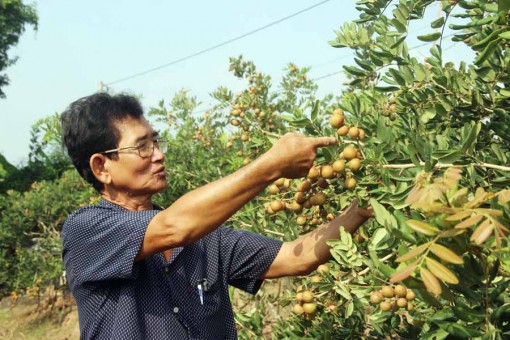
[90,154,111,185]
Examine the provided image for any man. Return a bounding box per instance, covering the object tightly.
[61,93,372,339]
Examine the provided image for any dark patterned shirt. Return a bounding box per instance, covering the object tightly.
[62,199,282,339]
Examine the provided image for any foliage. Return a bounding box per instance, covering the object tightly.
[0,0,38,98]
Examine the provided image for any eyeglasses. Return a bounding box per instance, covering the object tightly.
[102,138,168,158]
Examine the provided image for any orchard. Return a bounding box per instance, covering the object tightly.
[0,0,509,338]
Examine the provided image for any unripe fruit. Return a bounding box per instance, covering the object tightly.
[270,200,284,212]
[330,114,344,128]
[321,165,335,179]
[406,290,416,301]
[296,292,303,302]
[345,178,357,190]
[302,303,317,315]
[307,167,320,179]
[370,291,383,304]
[381,286,395,298]
[337,125,349,136]
[348,127,360,138]
[380,301,392,311]
[348,158,362,172]
[317,264,329,274]
[332,160,346,173]
[310,275,322,283]
[396,298,408,308]
[394,285,407,298]
[343,146,357,160]
[302,290,314,303]
[296,216,307,225]
[268,185,280,195]
[293,304,304,315]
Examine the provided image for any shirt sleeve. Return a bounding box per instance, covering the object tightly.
[218,227,283,294]
[62,206,160,285]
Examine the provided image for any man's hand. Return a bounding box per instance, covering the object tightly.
[265,133,338,179]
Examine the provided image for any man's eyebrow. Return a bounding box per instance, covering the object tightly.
[134,131,159,144]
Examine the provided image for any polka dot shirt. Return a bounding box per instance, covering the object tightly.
[61,199,283,339]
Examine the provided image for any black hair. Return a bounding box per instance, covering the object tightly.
[60,92,144,191]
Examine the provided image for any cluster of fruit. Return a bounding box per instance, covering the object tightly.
[191,125,212,147]
[329,108,366,141]
[265,143,363,228]
[292,290,317,319]
[369,285,415,312]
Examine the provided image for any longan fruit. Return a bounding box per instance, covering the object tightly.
[381,286,395,298]
[302,302,317,315]
[348,158,362,172]
[293,304,304,315]
[302,291,314,303]
[296,292,303,302]
[307,167,320,179]
[345,178,357,190]
[321,165,335,179]
[332,160,346,173]
[406,290,416,301]
[348,127,360,138]
[268,184,280,195]
[296,216,307,225]
[396,298,408,308]
[270,200,284,212]
[296,179,312,192]
[310,192,327,206]
[370,291,383,304]
[343,146,357,160]
[380,301,392,311]
[333,108,344,116]
[394,285,407,298]
[295,192,306,204]
[317,264,329,274]
[330,114,344,128]
[310,275,322,283]
[317,178,329,189]
[337,125,349,136]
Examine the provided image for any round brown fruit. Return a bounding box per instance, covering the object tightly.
[330,114,344,128]
[345,178,357,190]
[333,108,344,116]
[296,292,303,302]
[268,185,280,195]
[332,160,346,173]
[381,286,395,298]
[396,298,408,308]
[296,216,307,225]
[295,192,306,204]
[406,290,416,301]
[310,275,321,283]
[310,192,327,206]
[270,200,284,212]
[370,291,383,304]
[290,201,303,213]
[302,302,317,315]
[348,127,360,138]
[348,158,362,172]
[317,178,329,189]
[394,285,407,298]
[293,304,304,315]
[321,165,335,179]
[359,129,366,140]
[337,125,349,137]
[296,179,312,192]
[317,264,329,274]
[343,146,357,160]
[302,290,314,303]
[407,302,413,311]
[307,167,320,179]
[380,301,392,311]
[274,178,285,187]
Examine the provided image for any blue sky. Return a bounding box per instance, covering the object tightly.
[0,0,467,165]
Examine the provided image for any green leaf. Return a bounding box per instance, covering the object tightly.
[417,32,441,42]
[407,220,440,236]
[474,39,499,66]
[434,321,483,337]
[461,121,481,154]
[370,198,398,229]
[431,17,445,29]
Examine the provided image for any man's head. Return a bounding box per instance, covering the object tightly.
[61,93,167,195]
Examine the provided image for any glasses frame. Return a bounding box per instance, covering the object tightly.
[101,138,168,159]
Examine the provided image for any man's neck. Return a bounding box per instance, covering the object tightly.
[101,189,153,211]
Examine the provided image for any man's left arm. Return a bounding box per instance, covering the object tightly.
[262,200,373,279]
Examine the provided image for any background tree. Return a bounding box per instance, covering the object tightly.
[0,0,38,98]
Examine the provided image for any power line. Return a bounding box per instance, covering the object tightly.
[106,0,333,87]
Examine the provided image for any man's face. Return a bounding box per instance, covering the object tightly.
[105,116,167,196]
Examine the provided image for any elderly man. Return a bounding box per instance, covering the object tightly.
[61,93,371,339]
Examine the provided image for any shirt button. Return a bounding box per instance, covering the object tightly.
[173,307,179,313]
[164,266,169,273]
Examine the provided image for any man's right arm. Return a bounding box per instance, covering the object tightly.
[135,133,337,261]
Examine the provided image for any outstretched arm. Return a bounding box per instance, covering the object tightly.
[262,200,373,279]
[136,133,338,261]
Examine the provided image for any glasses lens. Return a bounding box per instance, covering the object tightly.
[156,140,168,154]
[138,141,154,158]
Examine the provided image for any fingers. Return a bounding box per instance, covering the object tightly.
[309,136,338,149]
